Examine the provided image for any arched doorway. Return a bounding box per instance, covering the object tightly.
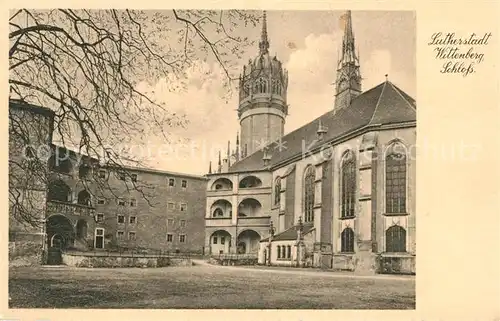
[237,242,246,254]
[236,230,261,254]
[46,215,75,250]
[210,230,232,255]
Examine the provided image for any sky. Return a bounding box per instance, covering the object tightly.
[135,10,416,175]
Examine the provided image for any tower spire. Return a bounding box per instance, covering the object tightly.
[259,11,269,54]
[208,161,212,174]
[339,10,358,65]
[334,10,362,113]
[227,140,231,167]
[235,132,240,161]
[217,151,222,173]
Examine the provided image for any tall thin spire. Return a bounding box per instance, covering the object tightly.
[334,10,362,112]
[235,132,240,162]
[217,151,222,173]
[208,161,212,174]
[339,10,358,65]
[259,10,269,54]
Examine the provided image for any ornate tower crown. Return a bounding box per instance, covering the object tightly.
[237,11,289,158]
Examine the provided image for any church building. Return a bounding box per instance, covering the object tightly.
[204,10,416,274]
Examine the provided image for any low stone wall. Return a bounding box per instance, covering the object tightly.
[377,255,416,275]
[208,257,258,266]
[9,241,44,267]
[62,253,192,268]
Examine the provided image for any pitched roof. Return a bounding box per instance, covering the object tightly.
[229,80,416,173]
[260,223,314,242]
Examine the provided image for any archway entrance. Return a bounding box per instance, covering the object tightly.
[210,230,232,255]
[236,230,261,254]
[46,215,75,250]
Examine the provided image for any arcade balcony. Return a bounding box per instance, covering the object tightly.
[47,200,96,218]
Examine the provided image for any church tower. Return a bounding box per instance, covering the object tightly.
[238,11,288,158]
[334,10,362,112]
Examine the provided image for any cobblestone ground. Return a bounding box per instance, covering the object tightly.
[9,264,415,309]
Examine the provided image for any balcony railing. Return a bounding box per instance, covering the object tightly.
[47,200,96,217]
[237,216,270,227]
[205,217,233,227]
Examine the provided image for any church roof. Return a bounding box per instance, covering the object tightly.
[260,223,314,242]
[229,80,416,173]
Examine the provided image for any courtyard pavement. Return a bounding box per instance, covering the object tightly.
[9,263,415,309]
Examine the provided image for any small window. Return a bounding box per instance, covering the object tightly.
[131,174,138,182]
[117,215,125,224]
[181,180,187,188]
[179,234,186,243]
[118,199,126,206]
[168,202,175,210]
[167,234,173,242]
[96,213,104,223]
[97,198,105,205]
[168,178,175,187]
[129,216,136,224]
[167,218,174,226]
[180,220,186,227]
[117,231,124,239]
[130,199,136,207]
[98,170,106,179]
[213,236,218,244]
[128,231,136,240]
[119,172,126,181]
[220,236,225,245]
[95,228,104,236]
[180,203,187,212]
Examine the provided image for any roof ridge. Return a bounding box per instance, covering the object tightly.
[368,81,388,125]
[388,81,416,112]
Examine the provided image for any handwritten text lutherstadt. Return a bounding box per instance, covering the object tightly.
[428,32,492,77]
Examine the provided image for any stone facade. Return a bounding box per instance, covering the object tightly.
[206,11,416,274]
[9,101,208,265]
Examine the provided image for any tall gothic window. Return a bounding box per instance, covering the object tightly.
[341,227,355,253]
[272,79,282,95]
[341,151,356,218]
[385,225,406,252]
[255,78,267,94]
[385,142,407,214]
[274,177,281,206]
[303,166,315,223]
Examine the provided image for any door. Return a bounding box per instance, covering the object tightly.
[95,228,104,249]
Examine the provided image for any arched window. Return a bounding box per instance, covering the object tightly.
[386,225,406,252]
[274,177,281,206]
[48,180,71,202]
[303,166,315,223]
[341,151,356,218]
[287,245,291,258]
[77,190,91,206]
[277,245,281,258]
[341,227,355,253]
[385,143,407,214]
[79,164,91,179]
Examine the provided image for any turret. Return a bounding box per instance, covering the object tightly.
[238,11,288,157]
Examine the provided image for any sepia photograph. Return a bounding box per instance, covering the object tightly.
[8,9,416,309]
